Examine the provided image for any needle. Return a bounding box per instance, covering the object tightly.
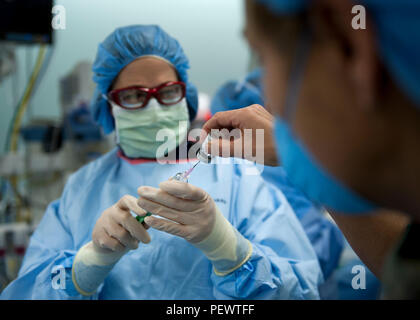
[184,161,200,178]
[138,161,200,224]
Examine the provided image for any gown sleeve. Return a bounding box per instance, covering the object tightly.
[262,166,344,279]
[210,166,324,300]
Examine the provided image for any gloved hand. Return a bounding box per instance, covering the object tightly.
[137,180,252,276]
[92,194,151,253]
[72,195,150,296]
[201,104,278,166]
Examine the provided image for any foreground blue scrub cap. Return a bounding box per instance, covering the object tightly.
[255,0,420,108]
[91,25,199,134]
[210,68,264,114]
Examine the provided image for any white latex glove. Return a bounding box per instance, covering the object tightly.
[72,195,150,296]
[92,195,151,252]
[137,180,252,276]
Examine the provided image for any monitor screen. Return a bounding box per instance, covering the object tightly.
[0,0,53,44]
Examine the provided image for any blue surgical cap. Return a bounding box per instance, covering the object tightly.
[91,25,199,134]
[210,68,264,114]
[256,0,306,14]
[255,0,420,107]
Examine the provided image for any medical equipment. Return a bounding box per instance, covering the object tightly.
[0,0,53,44]
[170,135,214,183]
[136,161,196,224]
[0,44,16,82]
[135,165,197,223]
[136,159,198,223]
[172,161,199,183]
[135,213,151,223]
[136,136,213,223]
[197,135,213,164]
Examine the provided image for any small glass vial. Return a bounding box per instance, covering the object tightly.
[197,135,213,164]
[172,172,189,183]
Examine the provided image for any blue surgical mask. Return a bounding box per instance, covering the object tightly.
[272,27,377,214]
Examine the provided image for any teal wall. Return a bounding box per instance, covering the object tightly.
[0,0,249,154]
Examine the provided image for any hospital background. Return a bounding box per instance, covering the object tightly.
[0,0,379,299]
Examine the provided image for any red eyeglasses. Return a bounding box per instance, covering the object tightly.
[106,81,186,110]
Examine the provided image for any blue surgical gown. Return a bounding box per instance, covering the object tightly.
[1,149,323,299]
[261,166,344,280]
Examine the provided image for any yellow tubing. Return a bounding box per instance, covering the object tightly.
[10,46,47,152]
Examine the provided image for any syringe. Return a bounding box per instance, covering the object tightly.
[136,162,199,223]
[172,134,214,182]
[137,135,214,223]
[136,161,199,223]
[172,161,200,182]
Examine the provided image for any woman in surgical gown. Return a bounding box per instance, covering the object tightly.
[0,25,322,300]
